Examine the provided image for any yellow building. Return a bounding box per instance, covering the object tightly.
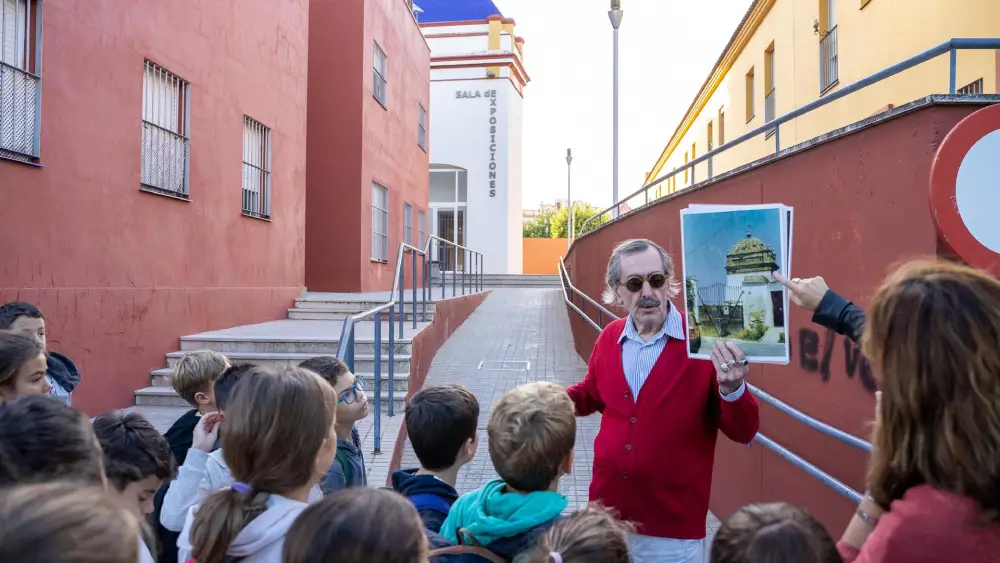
[644,0,1000,197]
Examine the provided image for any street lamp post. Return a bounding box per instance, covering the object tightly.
[566,148,573,248]
[609,0,623,219]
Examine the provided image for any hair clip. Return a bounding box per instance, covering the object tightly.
[550,552,563,563]
[231,482,251,494]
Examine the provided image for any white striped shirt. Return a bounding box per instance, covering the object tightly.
[619,303,746,402]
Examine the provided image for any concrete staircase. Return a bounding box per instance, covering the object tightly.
[133,293,433,412]
[430,273,561,289]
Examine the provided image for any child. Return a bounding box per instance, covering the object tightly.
[178,366,339,563]
[0,332,50,400]
[283,488,429,563]
[433,382,576,561]
[392,384,479,532]
[299,356,369,490]
[709,502,841,563]
[519,504,633,563]
[160,361,261,532]
[0,482,141,563]
[0,395,105,487]
[153,350,229,563]
[93,410,177,562]
[0,301,81,404]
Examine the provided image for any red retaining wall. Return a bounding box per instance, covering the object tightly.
[563,101,989,534]
[385,291,491,483]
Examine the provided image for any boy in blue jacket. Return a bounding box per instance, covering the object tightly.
[392,384,480,533]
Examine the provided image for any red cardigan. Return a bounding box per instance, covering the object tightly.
[838,485,1000,563]
[567,318,760,539]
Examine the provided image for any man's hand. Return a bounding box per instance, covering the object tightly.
[773,272,829,312]
[192,412,223,452]
[711,340,748,396]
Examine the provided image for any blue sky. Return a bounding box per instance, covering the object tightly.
[682,208,783,289]
[492,0,752,210]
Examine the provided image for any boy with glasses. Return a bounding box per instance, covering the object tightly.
[299,356,369,491]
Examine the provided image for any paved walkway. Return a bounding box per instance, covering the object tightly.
[397,288,721,545]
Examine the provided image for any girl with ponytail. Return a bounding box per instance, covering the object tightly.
[177,366,338,563]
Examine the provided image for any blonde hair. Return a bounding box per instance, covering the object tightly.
[190,366,337,563]
[520,503,633,563]
[0,482,140,563]
[863,259,1000,522]
[172,350,228,406]
[488,381,576,492]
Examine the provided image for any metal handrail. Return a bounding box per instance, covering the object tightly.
[334,236,485,454]
[423,234,485,302]
[556,263,869,502]
[579,37,1000,236]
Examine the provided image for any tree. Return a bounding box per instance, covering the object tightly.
[522,209,554,238]
[551,203,601,239]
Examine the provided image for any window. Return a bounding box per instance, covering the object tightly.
[719,108,725,145]
[141,61,190,198]
[958,79,983,95]
[371,183,389,262]
[417,104,427,150]
[418,209,427,246]
[1,0,41,162]
[242,116,271,219]
[765,43,776,137]
[820,0,839,92]
[373,41,387,107]
[404,202,413,245]
[684,152,689,183]
[745,67,755,122]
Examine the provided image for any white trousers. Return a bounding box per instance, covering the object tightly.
[628,533,706,563]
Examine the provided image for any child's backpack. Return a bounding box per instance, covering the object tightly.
[428,529,508,563]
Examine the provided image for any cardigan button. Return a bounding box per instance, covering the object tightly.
[623,391,629,398]
[625,444,632,451]
[622,471,629,479]
[630,417,637,424]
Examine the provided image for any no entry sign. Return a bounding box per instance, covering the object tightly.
[929,104,1000,276]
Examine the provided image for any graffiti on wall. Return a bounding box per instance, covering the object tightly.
[797,328,876,394]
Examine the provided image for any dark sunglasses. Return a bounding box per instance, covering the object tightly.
[622,273,668,293]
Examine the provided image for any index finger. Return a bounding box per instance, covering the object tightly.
[772,271,794,289]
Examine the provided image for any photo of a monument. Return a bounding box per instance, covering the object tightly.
[680,205,791,364]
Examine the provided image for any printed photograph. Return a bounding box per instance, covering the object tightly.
[680,205,790,364]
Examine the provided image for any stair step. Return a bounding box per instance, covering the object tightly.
[288,308,434,322]
[165,351,411,373]
[150,369,409,392]
[134,385,406,410]
[293,299,438,312]
[179,336,412,355]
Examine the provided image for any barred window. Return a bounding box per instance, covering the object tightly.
[404,203,413,245]
[371,182,388,262]
[417,104,427,150]
[418,209,426,247]
[141,61,190,198]
[1,0,41,162]
[373,41,387,107]
[242,116,271,219]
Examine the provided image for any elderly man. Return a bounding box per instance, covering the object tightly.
[567,238,760,563]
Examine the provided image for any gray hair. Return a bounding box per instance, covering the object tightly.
[602,239,681,306]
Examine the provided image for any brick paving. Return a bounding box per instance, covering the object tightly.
[397,288,721,546]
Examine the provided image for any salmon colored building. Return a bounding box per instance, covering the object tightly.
[306,0,431,292]
[0,0,429,414]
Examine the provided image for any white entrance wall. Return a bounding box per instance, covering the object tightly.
[424,18,528,274]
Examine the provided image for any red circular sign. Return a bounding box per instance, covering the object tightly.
[929,104,1000,276]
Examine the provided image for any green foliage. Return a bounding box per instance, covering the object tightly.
[551,203,602,239]
[522,209,554,238]
[735,310,769,342]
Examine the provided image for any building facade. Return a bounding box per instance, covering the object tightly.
[306,0,430,292]
[0,0,310,413]
[419,2,529,274]
[644,0,1000,195]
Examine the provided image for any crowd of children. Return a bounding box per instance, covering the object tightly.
[0,299,850,563]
